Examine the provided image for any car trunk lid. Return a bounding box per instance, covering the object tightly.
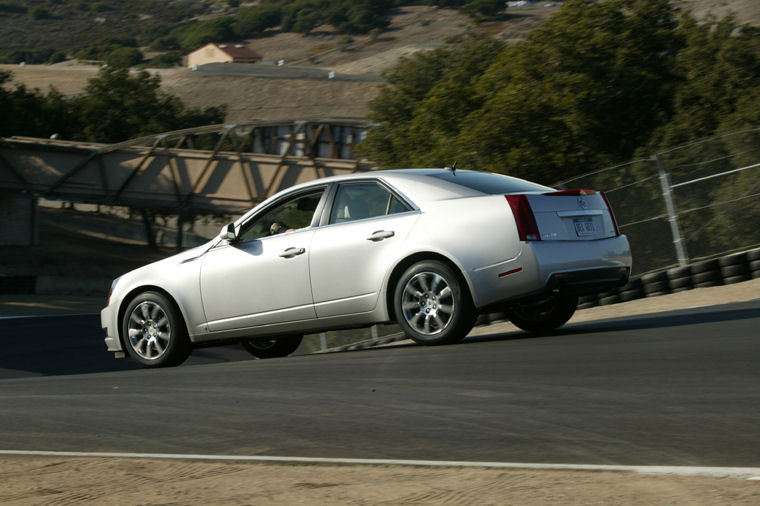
[508,189,620,242]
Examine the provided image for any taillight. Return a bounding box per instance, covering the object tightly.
[506,195,540,241]
[544,189,597,196]
[600,191,620,236]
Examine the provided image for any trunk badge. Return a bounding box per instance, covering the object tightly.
[577,196,588,209]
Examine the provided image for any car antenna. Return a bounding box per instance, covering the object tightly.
[445,161,457,175]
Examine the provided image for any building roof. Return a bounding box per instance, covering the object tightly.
[215,44,262,60]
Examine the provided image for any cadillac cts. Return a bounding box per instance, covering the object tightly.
[101,169,632,367]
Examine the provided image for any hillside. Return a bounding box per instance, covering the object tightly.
[1,1,759,123]
[675,0,760,25]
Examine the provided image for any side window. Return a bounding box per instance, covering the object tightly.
[329,181,411,225]
[238,189,324,242]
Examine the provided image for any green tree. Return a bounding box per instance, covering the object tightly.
[74,66,225,143]
[643,16,760,151]
[0,71,82,139]
[361,0,682,184]
[231,5,282,38]
[357,45,458,167]
[106,47,143,68]
[460,0,505,18]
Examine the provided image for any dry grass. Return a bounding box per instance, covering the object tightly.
[2,3,758,122]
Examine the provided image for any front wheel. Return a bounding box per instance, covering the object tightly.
[122,291,191,368]
[241,335,303,358]
[506,294,579,333]
[394,260,476,345]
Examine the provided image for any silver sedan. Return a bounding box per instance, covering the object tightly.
[101,169,632,367]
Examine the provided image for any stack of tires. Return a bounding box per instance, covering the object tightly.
[577,293,599,309]
[666,265,693,293]
[719,252,752,285]
[618,277,645,302]
[641,270,670,297]
[690,259,722,288]
[751,248,760,279]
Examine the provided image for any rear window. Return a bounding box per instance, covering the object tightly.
[428,171,551,194]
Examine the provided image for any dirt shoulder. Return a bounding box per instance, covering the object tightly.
[0,457,758,505]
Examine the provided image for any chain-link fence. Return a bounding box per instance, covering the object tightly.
[553,128,760,275]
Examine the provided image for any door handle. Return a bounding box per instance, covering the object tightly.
[366,230,395,241]
[279,247,305,258]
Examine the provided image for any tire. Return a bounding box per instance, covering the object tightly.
[241,335,303,358]
[642,271,670,296]
[618,278,644,302]
[667,266,692,279]
[669,276,693,292]
[619,288,644,302]
[723,274,751,285]
[122,291,191,368]
[644,280,670,296]
[394,260,476,345]
[719,252,748,268]
[506,293,579,333]
[691,259,719,274]
[720,264,750,278]
[577,294,598,310]
[598,293,621,306]
[693,270,722,288]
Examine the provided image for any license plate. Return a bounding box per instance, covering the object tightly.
[573,217,596,236]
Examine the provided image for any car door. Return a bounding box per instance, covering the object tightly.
[309,180,420,318]
[200,188,325,332]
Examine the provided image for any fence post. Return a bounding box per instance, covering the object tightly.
[654,155,689,267]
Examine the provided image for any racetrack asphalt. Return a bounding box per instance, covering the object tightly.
[0,291,758,467]
[1,280,759,503]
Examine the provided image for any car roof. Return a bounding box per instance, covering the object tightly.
[281,168,485,201]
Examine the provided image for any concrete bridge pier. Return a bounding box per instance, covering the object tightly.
[0,195,38,246]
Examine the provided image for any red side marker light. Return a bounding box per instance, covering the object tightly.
[498,267,523,278]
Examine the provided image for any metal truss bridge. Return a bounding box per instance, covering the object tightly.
[0,118,374,214]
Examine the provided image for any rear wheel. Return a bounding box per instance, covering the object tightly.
[506,293,579,333]
[122,291,191,368]
[394,260,476,345]
[241,335,303,358]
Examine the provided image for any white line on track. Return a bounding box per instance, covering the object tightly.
[1,450,759,480]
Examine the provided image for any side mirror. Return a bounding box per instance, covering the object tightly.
[220,223,238,242]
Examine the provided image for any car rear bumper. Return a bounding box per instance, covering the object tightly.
[470,234,632,308]
[543,265,630,295]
